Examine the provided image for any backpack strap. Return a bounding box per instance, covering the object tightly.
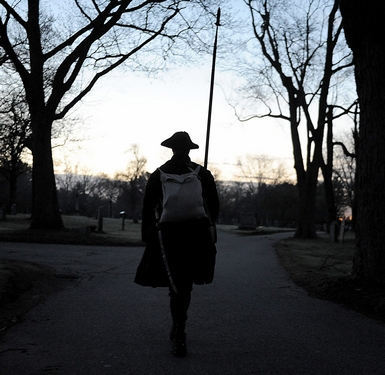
[188,165,201,176]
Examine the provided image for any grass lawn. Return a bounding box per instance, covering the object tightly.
[0,213,143,246]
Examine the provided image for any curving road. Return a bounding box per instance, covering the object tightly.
[1,231,385,374]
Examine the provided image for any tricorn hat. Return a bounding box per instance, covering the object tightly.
[161,131,199,150]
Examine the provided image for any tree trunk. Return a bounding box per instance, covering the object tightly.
[353,50,385,283]
[9,170,17,207]
[290,99,318,239]
[294,172,318,238]
[353,43,385,282]
[30,119,64,230]
[340,0,385,284]
[323,107,337,231]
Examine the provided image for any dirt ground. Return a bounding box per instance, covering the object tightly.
[1,217,385,333]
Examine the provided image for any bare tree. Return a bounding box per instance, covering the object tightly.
[236,154,291,226]
[55,163,79,214]
[236,154,289,192]
[0,90,31,209]
[0,81,85,209]
[115,144,148,223]
[340,0,385,284]
[56,163,120,217]
[232,0,354,237]
[0,0,221,229]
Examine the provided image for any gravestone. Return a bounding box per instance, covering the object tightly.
[97,206,103,232]
[120,211,126,231]
[330,220,339,242]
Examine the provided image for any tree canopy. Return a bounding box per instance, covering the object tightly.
[0,0,222,229]
[229,0,355,237]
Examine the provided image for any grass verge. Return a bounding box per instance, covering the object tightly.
[277,233,385,324]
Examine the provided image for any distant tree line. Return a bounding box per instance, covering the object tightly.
[1,170,352,232]
[0,167,32,214]
[0,166,319,228]
[0,132,355,229]
[217,178,350,229]
[55,171,148,221]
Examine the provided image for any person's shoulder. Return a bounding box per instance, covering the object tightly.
[191,161,205,173]
[192,162,214,179]
[191,161,207,170]
[150,167,161,175]
[157,160,173,173]
[148,168,161,181]
[190,161,201,169]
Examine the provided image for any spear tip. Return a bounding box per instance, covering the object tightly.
[215,7,221,27]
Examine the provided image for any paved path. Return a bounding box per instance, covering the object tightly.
[0,231,385,374]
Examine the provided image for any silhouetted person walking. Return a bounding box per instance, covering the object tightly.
[135,131,219,357]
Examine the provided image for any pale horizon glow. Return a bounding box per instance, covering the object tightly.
[54,64,295,181]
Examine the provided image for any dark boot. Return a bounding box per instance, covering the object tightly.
[172,333,187,357]
[169,322,177,341]
[170,321,186,341]
[171,323,187,357]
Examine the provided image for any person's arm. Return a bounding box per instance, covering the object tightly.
[141,170,161,242]
[200,169,220,222]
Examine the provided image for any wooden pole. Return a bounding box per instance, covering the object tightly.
[204,8,221,169]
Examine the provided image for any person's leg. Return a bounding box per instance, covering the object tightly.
[169,288,191,330]
[168,282,193,357]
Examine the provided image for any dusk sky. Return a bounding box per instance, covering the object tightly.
[54,63,294,181]
[51,0,352,182]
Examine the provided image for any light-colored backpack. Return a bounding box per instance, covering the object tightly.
[158,166,207,223]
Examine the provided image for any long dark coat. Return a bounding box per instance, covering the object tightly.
[134,154,220,288]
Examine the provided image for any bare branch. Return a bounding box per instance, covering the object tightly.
[333,141,355,158]
[53,5,180,119]
[0,0,27,27]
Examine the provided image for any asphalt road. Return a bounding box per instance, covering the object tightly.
[0,231,384,375]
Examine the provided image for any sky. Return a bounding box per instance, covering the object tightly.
[47,0,301,182]
[7,0,354,185]
[55,63,295,181]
